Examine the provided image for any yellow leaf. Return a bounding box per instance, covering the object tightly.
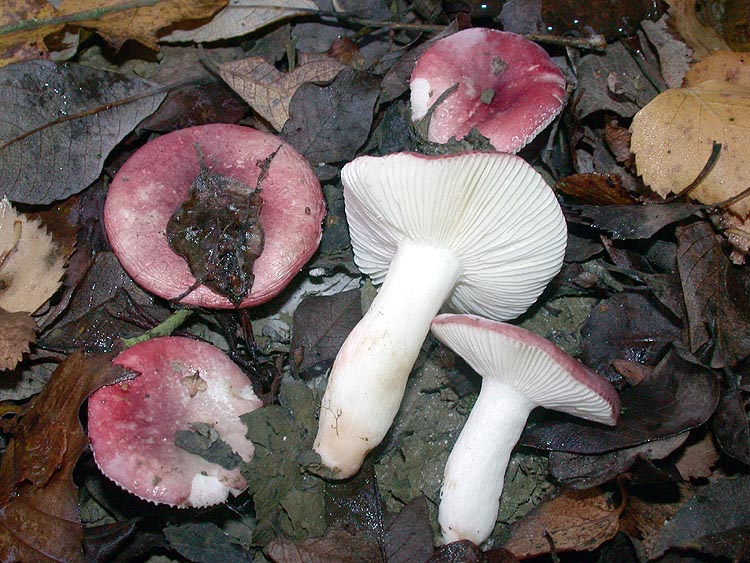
[0,198,67,314]
[0,0,58,67]
[684,51,750,88]
[218,54,345,130]
[0,309,36,371]
[664,0,730,59]
[631,80,750,219]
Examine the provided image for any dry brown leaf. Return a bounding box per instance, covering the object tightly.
[674,432,721,480]
[218,54,345,131]
[0,309,36,371]
[684,51,750,87]
[0,198,67,314]
[664,0,730,59]
[631,80,750,219]
[162,0,317,43]
[502,489,620,558]
[0,0,227,66]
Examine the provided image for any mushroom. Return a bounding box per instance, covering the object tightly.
[104,124,325,309]
[314,151,567,478]
[410,28,567,152]
[430,313,620,545]
[87,336,262,507]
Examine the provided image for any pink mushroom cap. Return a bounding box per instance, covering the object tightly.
[87,336,263,508]
[410,28,567,152]
[104,124,325,309]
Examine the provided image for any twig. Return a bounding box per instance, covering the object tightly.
[0,0,161,36]
[526,32,607,50]
[661,141,722,202]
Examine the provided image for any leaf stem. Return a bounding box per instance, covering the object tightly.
[121,308,194,348]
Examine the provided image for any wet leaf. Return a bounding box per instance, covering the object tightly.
[502,489,620,558]
[282,69,380,164]
[652,475,750,559]
[165,522,253,563]
[0,351,127,563]
[521,350,720,454]
[631,80,750,220]
[218,54,345,131]
[384,497,434,563]
[0,309,36,371]
[266,526,381,563]
[290,289,362,379]
[166,148,265,307]
[0,60,165,205]
[711,386,750,465]
[556,173,638,205]
[0,197,67,314]
[663,0,730,58]
[426,541,519,563]
[567,202,702,239]
[326,462,387,543]
[676,221,750,367]
[162,0,318,43]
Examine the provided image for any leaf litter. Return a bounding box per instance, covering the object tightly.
[1,0,750,562]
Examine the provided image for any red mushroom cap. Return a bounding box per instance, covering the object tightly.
[87,336,262,507]
[410,28,567,152]
[104,124,325,308]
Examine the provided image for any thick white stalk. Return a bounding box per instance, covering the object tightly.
[314,243,461,478]
[439,379,535,545]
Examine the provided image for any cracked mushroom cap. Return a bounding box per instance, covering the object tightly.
[410,28,567,152]
[87,336,262,508]
[104,124,325,309]
[431,314,620,424]
[343,151,567,321]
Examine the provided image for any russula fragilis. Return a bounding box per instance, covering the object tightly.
[430,313,620,545]
[87,336,262,507]
[410,28,567,152]
[104,124,325,308]
[314,151,567,478]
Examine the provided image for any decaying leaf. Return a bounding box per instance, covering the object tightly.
[166,147,265,307]
[0,351,127,563]
[502,489,620,558]
[640,15,693,89]
[631,79,750,219]
[0,60,165,205]
[0,308,37,371]
[0,198,67,314]
[684,50,750,87]
[664,0,731,58]
[217,54,346,131]
[266,526,382,563]
[162,0,318,43]
[0,0,227,66]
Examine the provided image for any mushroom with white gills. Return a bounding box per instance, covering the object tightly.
[410,28,567,153]
[430,313,621,545]
[314,151,567,478]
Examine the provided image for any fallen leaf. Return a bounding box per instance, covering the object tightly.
[566,202,703,239]
[674,430,721,480]
[711,386,750,465]
[640,15,693,89]
[165,522,253,563]
[502,489,620,558]
[631,80,750,220]
[290,289,362,379]
[0,0,59,67]
[555,173,638,205]
[0,309,37,371]
[652,475,750,559]
[0,197,67,313]
[426,540,519,562]
[266,526,381,563]
[0,60,165,205]
[684,50,750,87]
[384,497,434,563]
[664,0,730,58]
[676,221,750,367]
[282,69,380,164]
[218,54,345,131]
[0,351,127,563]
[162,0,318,43]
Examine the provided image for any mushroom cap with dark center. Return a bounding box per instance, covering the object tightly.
[87,336,262,508]
[342,151,567,321]
[104,124,325,309]
[431,313,620,423]
[410,28,567,152]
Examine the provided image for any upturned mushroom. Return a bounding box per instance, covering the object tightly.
[430,313,620,545]
[314,151,567,478]
[104,124,325,309]
[88,336,262,507]
[410,28,567,152]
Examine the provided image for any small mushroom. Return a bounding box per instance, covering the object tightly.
[410,28,567,152]
[87,336,262,507]
[104,124,325,308]
[430,313,620,545]
[314,151,567,478]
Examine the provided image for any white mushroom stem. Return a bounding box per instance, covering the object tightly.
[439,378,534,545]
[314,243,461,477]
